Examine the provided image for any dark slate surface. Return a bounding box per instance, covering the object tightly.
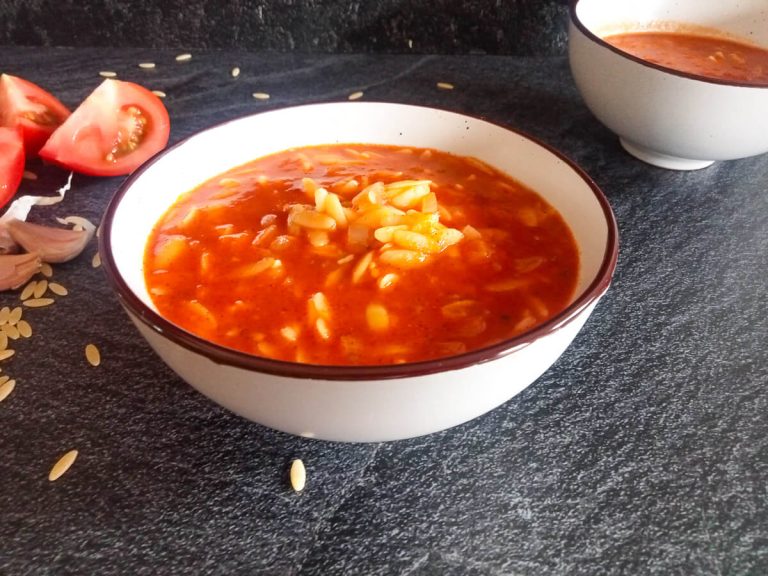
[1,46,767,575]
[0,0,569,56]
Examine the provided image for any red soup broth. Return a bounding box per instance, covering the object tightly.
[603,31,768,85]
[143,144,580,366]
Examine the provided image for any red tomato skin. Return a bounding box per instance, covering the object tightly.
[0,127,25,209]
[39,79,171,177]
[0,74,71,157]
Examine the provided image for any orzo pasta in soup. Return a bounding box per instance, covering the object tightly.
[144,144,579,365]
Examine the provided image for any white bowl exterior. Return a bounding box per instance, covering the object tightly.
[108,103,614,441]
[569,0,768,166]
[126,300,599,442]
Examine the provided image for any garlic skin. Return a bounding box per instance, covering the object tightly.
[0,252,42,290]
[5,218,95,263]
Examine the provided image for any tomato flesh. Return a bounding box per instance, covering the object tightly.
[0,127,25,209]
[0,74,70,157]
[39,79,170,177]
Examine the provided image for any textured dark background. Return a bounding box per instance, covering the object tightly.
[2,2,767,575]
[0,0,570,55]
[1,45,767,575]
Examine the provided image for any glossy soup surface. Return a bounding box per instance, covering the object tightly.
[603,31,768,85]
[144,144,579,366]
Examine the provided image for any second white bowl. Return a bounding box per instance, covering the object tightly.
[569,0,768,170]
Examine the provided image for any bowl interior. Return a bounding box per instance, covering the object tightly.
[107,102,616,347]
[574,0,768,46]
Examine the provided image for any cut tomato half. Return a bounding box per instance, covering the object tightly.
[0,127,25,209]
[0,74,71,157]
[39,79,170,177]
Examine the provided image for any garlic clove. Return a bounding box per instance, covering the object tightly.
[6,218,95,263]
[0,228,20,255]
[0,252,42,290]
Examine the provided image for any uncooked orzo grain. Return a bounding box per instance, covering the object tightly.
[20,281,36,301]
[290,459,306,492]
[85,344,101,367]
[22,298,55,308]
[0,378,15,402]
[48,282,68,296]
[48,450,78,481]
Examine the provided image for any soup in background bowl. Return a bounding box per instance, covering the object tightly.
[100,102,618,442]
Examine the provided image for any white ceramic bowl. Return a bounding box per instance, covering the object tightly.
[569,0,768,170]
[100,102,618,442]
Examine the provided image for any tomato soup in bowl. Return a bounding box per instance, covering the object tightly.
[569,0,768,170]
[100,102,618,442]
[143,144,581,367]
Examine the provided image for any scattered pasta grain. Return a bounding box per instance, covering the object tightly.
[99,71,117,78]
[33,279,48,299]
[151,90,166,98]
[437,81,455,90]
[8,307,22,324]
[40,263,53,277]
[85,344,101,367]
[48,282,68,296]
[17,320,32,338]
[92,252,102,268]
[20,281,36,301]
[0,307,9,324]
[0,332,7,351]
[0,349,15,361]
[290,459,306,492]
[0,378,15,403]
[2,324,20,340]
[139,62,156,69]
[23,298,54,308]
[175,53,192,62]
[49,450,78,482]
[252,92,270,100]
[231,66,241,78]
[348,90,364,100]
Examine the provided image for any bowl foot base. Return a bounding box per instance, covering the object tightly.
[619,138,715,170]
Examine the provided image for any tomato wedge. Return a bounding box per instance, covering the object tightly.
[0,127,25,209]
[39,79,170,177]
[0,74,71,157]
